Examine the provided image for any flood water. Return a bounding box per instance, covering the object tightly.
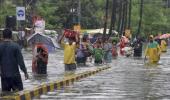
[0,49,99,94]
[1,47,170,100]
[35,48,170,100]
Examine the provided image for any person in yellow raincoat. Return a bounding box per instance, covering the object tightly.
[160,39,167,52]
[145,35,161,64]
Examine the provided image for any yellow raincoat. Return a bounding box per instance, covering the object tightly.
[64,42,76,64]
[160,40,167,52]
[145,41,161,64]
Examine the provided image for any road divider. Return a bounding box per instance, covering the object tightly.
[1,66,111,100]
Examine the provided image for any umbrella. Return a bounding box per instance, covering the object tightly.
[159,34,169,39]
[27,33,60,48]
[154,35,160,39]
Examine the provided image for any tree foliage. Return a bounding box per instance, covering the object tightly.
[0,0,170,37]
[131,0,170,37]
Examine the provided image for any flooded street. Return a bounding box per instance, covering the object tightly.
[0,49,98,93]
[1,0,170,99]
[1,47,170,100]
[35,48,170,100]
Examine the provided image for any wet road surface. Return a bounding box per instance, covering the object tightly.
[0,49,99,93]
[35,48,170,100]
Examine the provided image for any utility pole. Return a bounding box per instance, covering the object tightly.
[123,0,128,34]
[103,0,109,41]
[137,0,144,36]
[120,0,126,36]
[117,0,123,35]
[25,0,37,28]
[64,0,72,29]
[23,0,26,29]
[72,0,81,31]
[128,0,132,29]
[0,0,2,28]
[165,0,170,8]
[109,0,117,37]
[78,0,81,25]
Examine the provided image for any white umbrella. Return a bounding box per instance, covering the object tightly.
[27,33,60,48]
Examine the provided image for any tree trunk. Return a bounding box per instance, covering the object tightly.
[109,0,117,37]
[123,0,128,34]
[120,1,125,36]
[128,0,132,29]
[137,0,144,36]
[117,0,123,35]
[103,0,109,41]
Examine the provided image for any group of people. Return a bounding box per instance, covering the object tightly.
[0,28,169,94]
[0,29,49,93]
[119,34,168,64]
[58,31,169,72]
[58,32,121,72]
[119,36,143,57]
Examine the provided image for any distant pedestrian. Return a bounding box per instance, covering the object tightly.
[93,37,103,48]
[18,28,25,48]
[0,29,29,92]
[119,37,126,55]
[103,39,112,63]
[160,39,167,52]
[76,44,86,66]
[93,44,103,65]
[82,37,91,64]
[132,37,143,57]
[112,41,118,58]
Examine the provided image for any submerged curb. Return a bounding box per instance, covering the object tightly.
[1,66,111,100]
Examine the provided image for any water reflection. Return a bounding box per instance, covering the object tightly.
[1,48,170,99]
[33,74,48,81]
[36,49,170,100]
[63,71,76,79]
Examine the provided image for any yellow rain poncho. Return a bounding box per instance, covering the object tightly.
[160,40,167,52]
[145,41,161,64]
[64,42,76,64]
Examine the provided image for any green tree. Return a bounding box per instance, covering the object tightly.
[0,0,170,39]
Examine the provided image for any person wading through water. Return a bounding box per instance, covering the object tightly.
[0,29,29,93]
[58,32,79,71]
[132,37,143,57]
[145,35,161,64]
[32,43,48,75]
